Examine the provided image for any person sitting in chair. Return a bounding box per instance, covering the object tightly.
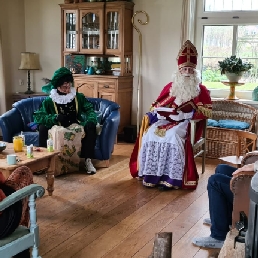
[192,162,257,248]
[129,40,212,190]
[33,67,97,174]
[0,166,34,258]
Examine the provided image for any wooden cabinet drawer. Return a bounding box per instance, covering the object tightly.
[98,82,115,90]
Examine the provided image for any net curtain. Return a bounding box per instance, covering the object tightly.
[180,0,197,46]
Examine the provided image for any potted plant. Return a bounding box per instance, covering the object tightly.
[218,55,253,82]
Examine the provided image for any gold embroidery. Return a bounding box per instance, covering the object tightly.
[159,181,180,189]
[154,128,166,137]
[197,106,212,118]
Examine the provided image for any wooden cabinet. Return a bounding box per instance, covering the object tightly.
[59,1,134,134]
[73,74,132,133]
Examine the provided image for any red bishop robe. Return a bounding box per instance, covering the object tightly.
[129,82,212,190]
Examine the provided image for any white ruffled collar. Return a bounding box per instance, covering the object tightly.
[49,88,76,104]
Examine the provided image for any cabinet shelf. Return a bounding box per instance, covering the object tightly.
[82,31,100,35]
[107,30,119,34]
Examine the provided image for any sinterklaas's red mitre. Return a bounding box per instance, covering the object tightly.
[177,40,198,70]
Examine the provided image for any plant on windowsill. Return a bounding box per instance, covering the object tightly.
[218,55,253,82]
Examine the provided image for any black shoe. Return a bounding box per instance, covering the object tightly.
[158,185,170,191]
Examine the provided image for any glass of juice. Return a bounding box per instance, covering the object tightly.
[13,136,23,152]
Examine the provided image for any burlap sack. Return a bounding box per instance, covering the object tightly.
[48,124,85,176]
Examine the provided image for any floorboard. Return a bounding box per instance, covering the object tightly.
[32,143,221,258]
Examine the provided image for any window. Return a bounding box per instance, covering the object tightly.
[205,0,258,12]
[195,0,258,99]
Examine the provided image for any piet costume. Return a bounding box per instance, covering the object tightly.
[129,40,212,190]
[33,67,97,174]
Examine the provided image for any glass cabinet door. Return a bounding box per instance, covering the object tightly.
[64,10,78,52]
[80,10,103,54]
[106,10,120,54]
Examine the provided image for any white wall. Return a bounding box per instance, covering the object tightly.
[0,0,26,111]
[1,0,183,124]
[132,0,182,123]
[24,0,62,95]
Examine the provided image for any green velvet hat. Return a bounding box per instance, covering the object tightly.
[42,67,73,94]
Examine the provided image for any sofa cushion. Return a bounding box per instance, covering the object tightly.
[14,132,39,147]
[87,98,120,122]
[208,119,250,130]
[218,119,250,130]
[207,119,219,127]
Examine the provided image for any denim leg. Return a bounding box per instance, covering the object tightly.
[215,164,237,177]
[208,172,236,241]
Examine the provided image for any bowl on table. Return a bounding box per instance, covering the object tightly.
[0,142,6,152]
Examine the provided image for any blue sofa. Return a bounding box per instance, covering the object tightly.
[0,97,120,164]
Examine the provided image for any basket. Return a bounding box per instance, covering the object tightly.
[206,100,257,158]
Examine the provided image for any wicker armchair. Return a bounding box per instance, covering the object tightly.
[206,100,257,158]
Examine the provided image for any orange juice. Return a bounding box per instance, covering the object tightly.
[13,136,23,152]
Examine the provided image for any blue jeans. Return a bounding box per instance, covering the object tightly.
[208,164,237,241]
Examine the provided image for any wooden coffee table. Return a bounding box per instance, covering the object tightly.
[0,143,59,196]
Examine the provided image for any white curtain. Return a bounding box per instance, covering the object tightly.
[0,29,6,115]
[180,0,197,46]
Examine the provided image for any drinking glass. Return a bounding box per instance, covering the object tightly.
[13,136,23,152]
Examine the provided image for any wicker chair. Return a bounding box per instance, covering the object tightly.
[206,100,257,158]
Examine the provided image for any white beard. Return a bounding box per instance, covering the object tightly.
[170,69,201,106]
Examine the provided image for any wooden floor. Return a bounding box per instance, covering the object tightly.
[33,143,222,258]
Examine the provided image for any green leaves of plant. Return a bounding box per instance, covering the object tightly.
[218,55,253,75]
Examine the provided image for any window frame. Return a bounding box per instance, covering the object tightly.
[195,0,258,100]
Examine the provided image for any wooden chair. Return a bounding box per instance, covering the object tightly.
[190,119,207,174]
[0,184,45,258]
[230,151,258,228]
[219,130,257,168]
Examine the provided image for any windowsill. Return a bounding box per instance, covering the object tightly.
[209,89,258,105]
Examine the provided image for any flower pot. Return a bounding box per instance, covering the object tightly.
[225,72,243,82]
[252,86,258,101]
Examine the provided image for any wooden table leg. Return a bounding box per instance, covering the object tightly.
[46,156,55,196]
[46,171,55,196]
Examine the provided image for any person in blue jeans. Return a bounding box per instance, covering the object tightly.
[192,161,258,249]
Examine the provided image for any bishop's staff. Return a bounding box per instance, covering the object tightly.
[132,10,149,134]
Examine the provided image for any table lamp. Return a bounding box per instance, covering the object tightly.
[19,52,41,94]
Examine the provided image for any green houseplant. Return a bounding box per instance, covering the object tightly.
[218,55,253,82]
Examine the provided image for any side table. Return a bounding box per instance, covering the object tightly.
[0,143,59,196]
[221,80,245,100]
[13,92,47,103]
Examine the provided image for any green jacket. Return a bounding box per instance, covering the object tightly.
[33,93,97,128]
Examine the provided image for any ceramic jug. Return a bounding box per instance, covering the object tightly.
[88,66,95,75]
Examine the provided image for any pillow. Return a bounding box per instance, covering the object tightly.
[27,122,39,132]
[218,119,250,130]
[207,119,219,127]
